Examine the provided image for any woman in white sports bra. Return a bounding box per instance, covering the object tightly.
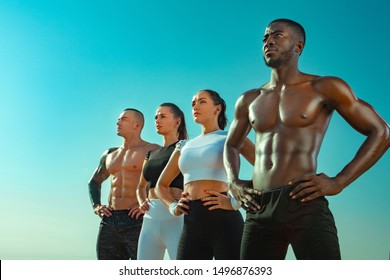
[156,90,254,260]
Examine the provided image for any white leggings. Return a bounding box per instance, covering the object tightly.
[137,199,184,260]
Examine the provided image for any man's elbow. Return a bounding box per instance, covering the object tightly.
[225,138,241,151]
[383,123,390,149]
[374,122,390,150]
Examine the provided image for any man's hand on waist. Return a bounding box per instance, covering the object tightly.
[93,204,113,218]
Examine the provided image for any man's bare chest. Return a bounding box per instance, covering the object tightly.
[248,88,326,132]
[106,149,145,174]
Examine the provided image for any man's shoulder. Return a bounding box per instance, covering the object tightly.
[242,87,262,97]
[311,75,351,95]
[107,147,119,154]
[311,75,347,87]
[96,147,119,165]
[238,88,262,105]
[102,147,119,157]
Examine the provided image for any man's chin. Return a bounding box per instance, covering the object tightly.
[263,57,281,68]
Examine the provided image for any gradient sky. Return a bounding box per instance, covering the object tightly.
[1,0,389,260]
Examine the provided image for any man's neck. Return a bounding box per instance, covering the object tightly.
[269,65,301,87]
[122,135,143,149]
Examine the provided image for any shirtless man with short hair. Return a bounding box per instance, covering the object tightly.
[224,18,390,260]
[88,108,159,260]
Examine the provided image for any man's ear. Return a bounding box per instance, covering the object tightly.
[296,41,304,54]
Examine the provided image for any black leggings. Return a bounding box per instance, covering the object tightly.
[241,185,341,260]
[177,199,244,260]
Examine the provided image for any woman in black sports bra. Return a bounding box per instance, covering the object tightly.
[136,103,187,260]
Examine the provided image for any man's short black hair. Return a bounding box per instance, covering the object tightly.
[124,108,144,128]
[269,18,306,44]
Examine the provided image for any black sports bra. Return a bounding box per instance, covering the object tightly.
[142,141,184,190]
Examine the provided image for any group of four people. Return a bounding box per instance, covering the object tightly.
[87,19,390,260]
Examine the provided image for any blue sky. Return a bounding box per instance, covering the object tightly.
[0,0,389,260]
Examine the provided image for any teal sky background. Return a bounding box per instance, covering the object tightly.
[1,0,389,260]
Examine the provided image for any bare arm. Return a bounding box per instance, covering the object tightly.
[224,93,253,183]
[329,79,390,187]
[239,137,256,166]
[136,159,150,213]
[129,146,159,219]
[155,150,189,215]
[291,77,390,201]
[224,91,262,211]
[88,148,116,216]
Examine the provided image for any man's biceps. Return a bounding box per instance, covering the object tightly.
[92,170,109,184]
[340,103,380,134]
[226,130,248,147]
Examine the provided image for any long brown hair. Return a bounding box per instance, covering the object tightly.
[159,103,188,140]
[200,89,227,130]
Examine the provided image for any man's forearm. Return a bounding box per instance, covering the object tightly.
[224,142,241,183]
[335,128,390,189]
[88,179,102,208]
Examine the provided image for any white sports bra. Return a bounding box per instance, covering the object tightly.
[176,130,227,185]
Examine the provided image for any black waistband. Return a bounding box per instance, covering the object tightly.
[109,210,130,215]
[260,184,295,194]
[190,191,228,202]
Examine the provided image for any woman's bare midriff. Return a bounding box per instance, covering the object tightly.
[148,187,183,201]
[183,180,228,200]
